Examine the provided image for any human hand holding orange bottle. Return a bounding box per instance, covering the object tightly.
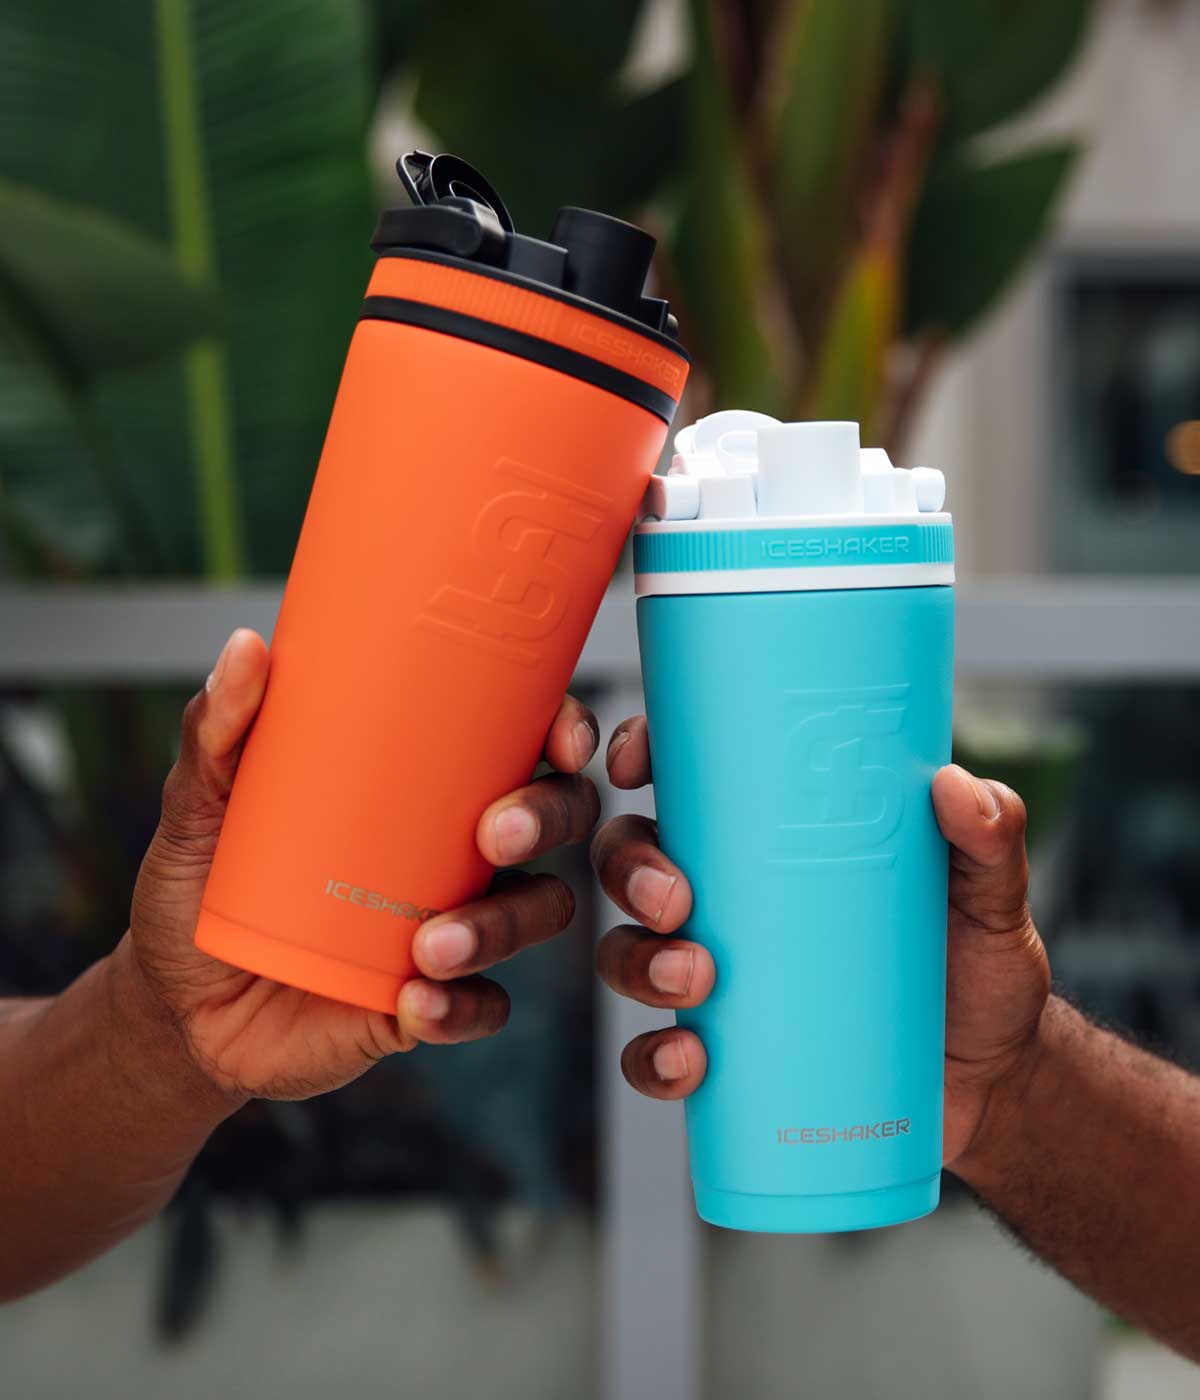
[126,628,600,1106]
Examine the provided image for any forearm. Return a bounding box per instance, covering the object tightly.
[954,995,1200,1358]
[0,935,242,1301]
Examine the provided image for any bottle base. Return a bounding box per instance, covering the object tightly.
[194,906,405,1015]
[693,1173,940,1234]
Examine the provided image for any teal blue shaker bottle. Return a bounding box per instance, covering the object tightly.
[633,415,954,1232]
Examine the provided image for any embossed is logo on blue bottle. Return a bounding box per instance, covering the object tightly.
[773,683,910,868]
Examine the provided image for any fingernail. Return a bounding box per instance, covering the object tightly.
[653,1039,689,1081]
[649,948,693,997]
[494,805,539,862]
[971,775,1001,820]
[404,981,450,1021]
[607,729,632,766]
[628,866,676,925]
[206,633,234,694]
[573,720,598,769]
[420,921,477,974]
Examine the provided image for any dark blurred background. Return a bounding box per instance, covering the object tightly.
[2,1,1199,1397]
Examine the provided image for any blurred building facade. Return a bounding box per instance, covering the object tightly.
[913,0,1200,578]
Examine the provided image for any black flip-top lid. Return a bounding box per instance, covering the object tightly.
[371,151,678,340]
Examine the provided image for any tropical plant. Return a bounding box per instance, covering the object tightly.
[393,0,1092,450]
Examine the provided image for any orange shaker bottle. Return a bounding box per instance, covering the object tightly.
[194,152,688,1012]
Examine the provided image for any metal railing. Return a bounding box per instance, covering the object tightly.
[4,577,1200,684]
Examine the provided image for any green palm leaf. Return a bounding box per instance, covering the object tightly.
[905,143,1079,338]
[905,0,1092,139]
[406,0,649,233]
[767,0,892,338]
[671,0,783,413]
[0,177,223,380]
[0,0,374,578]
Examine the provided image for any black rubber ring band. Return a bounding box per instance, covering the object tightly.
[371,249,689,360]
[359,295,679,424]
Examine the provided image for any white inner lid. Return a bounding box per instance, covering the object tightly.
[643,413,947,524]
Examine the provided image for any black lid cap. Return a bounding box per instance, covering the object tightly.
[371,151,678,340]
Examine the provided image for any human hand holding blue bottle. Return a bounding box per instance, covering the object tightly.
[590,715,1051,1176]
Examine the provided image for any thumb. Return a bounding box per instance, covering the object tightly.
[932,764,1030,934]
[155,628,269,854]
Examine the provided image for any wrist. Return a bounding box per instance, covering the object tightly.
[104,934,247,1140]
[950,995,1080,1191]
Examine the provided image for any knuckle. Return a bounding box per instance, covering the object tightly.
[562,772,595,825]
[573,776,601,836]
[480,985,511,1036]
[556,777,586,838]
[594,813,654,871]
[960,872,1033,933]
[985,904,1041,957]
[538,781,574,843]
[361,1015,409,1060]
[589,819,616,873]
[180,692,205,739]
[992,895,1031,932]
[542,874,576,929]
[618,931,644,990]
[160,761,186,814]
[1015,906,1041,950]
[158,764,224,847]
[490,875,574,954]
[992,781,1028,837]
[393,1010,421,1052]
[488,896,523,961]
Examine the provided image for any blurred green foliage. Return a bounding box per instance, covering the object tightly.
[394,0,1091,441]
[0,0,377,990]
[0,0,1092,583]
[0,0,372,579]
